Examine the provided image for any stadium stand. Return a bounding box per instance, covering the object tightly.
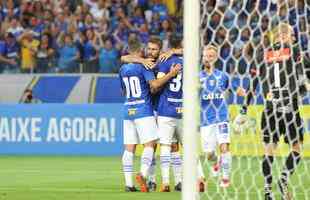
[0,0,308,77]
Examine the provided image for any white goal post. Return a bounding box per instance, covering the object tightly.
[182,0,201,200]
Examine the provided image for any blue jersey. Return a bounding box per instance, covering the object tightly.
[119,63,155,120]
[157,55,183,119]
[200,69,230,126]
[151,64,160,112]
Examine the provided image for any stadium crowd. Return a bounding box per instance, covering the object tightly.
[0,0,308,74]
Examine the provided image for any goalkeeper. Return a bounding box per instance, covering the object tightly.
[243,23,310,200]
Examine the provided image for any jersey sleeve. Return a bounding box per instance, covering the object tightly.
[296,53,310,96]
[143,68,155,82]
[245,46,265,105]
[258,63,270,98]
[157,61,170,74]
[303,53,310,80]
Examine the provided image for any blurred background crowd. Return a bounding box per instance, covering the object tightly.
[0,0,308,74]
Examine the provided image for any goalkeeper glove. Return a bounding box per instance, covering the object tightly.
[240,105,248,115]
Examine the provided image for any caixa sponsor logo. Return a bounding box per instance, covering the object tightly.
[202,93,225,100]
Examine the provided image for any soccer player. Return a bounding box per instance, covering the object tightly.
[121,37,163,191]
[119,37,181,192]
[121,36,183,191]
[156,35,183,192]
[199,44,245,188]
[244,23,310,200]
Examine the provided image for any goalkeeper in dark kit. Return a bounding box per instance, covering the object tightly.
[242,23,310,200]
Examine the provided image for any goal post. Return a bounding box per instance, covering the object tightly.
[182,0,201,200]
[182,0,310,199]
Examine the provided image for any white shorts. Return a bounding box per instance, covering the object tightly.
[201,122,230,153]
[158,116,182,145]
[123,116,159,145]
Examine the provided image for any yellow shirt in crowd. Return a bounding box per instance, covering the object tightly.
[163,0,176,15]
[21,39,40,70]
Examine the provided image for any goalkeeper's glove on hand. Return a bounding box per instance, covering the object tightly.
[240,105,248,115]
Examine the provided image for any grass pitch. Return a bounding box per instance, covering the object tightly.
[0,156,309,200]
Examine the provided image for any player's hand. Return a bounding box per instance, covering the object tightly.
[169,63,182,77]
[159,50,173,62]
[142,58,156,70]
[240,105,248,115]
[8,59,17,66]
[236,87,246,96]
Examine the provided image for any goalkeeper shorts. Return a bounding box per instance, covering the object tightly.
[261,109,304,144]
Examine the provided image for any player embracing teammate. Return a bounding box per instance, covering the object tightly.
[119,37,181,192]
[120,38,248,193]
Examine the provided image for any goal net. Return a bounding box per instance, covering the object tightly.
[191,0,310,199]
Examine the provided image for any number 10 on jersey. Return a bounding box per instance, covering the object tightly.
[123,77,142,98]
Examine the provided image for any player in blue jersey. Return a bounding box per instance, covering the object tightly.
[121,37,163,191]
[156,35,183,192]
[157,36,208,193]
[121,36,183,191]
[200,45,245,188]
[119,37,181,192]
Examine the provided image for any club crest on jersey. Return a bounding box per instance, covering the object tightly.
[202,93,225,100]
[128,108,137,116]
[209,79,216,86]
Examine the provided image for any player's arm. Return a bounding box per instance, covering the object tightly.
[243,66,261,105]
[296,53,310,93]
[243,46,266,106]
[121,54,156,69]
[231,65,262,114]
[149,64,181,94]
[302,53,310,81]
[159,48,183,62]
[154,60,176,91]
[304,55,310,91]
[0,54,16,65]
[155,72,166,92]
[224,72,246,97]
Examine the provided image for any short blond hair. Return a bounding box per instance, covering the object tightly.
[204,44,218,53]
[269,23,294,44]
